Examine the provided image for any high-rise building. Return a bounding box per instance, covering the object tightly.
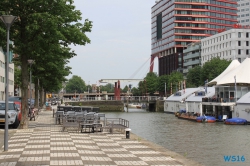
[237,0,250,25]
[151,0,238,76]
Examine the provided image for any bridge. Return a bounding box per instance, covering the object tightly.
[63,96,159,103]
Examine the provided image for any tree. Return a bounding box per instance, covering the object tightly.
[100,83,114,93]
[122,85,129,93]
[0,0,92,128]
[186,58,231,88]
[186,66,202,87]
[168,71,183,93]
[157,75,169,96]
[144,72,158,95]
[65,75,86,93]
[201,57,231,83]
[131,87,140,96]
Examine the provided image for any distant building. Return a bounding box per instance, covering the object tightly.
[0,47,15,99]
[237,0,250,25]
[151,0,238,76]
[200,28,250,65]
[183,42,201,77]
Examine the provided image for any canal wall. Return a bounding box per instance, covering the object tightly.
[65,100,125,112]
[64,100,165,112]
[155,100,164,112]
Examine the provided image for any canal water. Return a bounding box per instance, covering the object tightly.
[105,108,250,166]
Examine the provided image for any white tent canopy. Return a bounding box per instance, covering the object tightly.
[208,59,240,85]
[216,58,250,85]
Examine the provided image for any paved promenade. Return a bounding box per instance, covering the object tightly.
[0,108,202,166]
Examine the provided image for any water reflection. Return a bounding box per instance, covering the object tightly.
[105,109,250,166]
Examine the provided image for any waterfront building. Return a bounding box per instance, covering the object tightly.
[235,92,250,121]
[185,87,215,115]
[205,58,250,121]
[164,58,250,122]
[237,0,250,25]
[151,0,238,76]
[0,47,15,100]
[164,87,200,113]
[201,28,250,65]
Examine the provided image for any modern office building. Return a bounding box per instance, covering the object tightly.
[151,0,238,76]
[0,47,15,100]
[183,41,201,77]
[200,28,250,65]
[237,0,250,25]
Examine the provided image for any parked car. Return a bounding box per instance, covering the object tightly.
[0,101,20,128]
[9,96,22,102]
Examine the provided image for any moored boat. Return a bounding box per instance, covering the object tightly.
[224,118,247,125]
[196,116,216,123]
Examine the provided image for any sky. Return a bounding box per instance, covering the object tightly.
[68,0,158,88]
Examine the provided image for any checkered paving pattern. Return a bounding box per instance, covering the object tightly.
[0,110,184,166]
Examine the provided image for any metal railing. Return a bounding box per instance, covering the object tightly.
[63,96,160,102]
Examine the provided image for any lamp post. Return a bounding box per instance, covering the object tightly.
[0,15,17,151]
[165,82,166,97]
[28,60,35,108]
[88,81,90,101]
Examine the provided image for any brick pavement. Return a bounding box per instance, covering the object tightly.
[0,109,196,166]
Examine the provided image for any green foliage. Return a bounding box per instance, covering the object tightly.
[168,72,183,93]
[200,57,231,83]
[186,58,231,87]
[0,0,93,128]
[186,66,202,87]
[157,75,169,94]
[131,87,140,96]
[65,75,86,93]
[100,83,114,93]
[144,72,158,95]
[122,85,129,93]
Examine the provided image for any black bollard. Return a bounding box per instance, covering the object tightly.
[125,128,131,139]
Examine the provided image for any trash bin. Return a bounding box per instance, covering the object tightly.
[125,128,131,139]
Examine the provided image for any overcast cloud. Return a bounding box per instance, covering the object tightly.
[68,0,158,88]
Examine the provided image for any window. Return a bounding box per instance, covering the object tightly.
[238,32,241,38]
[238,58,241,63]
[238,49,241,54]
[246,49,249,55]
[247,41,249,46]
[247,33,249,38]
[238,41,241,46]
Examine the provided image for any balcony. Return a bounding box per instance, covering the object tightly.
[184,52,200,60]
[183,45,201,53]
[184,59,200,66]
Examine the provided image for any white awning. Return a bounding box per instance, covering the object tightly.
[216,58,250,85]
[208,59,240,85]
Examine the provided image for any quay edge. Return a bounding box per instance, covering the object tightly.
[129,132,204,166]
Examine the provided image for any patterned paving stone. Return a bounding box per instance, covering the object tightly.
[0,109,185,166]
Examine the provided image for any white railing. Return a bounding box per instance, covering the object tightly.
[63,96,160,102]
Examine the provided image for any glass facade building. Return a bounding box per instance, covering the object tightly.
[151,0,238,75]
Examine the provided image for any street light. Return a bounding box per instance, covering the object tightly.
[0,15,17,151]
[88,81,90,100]
[28,60,35,108]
